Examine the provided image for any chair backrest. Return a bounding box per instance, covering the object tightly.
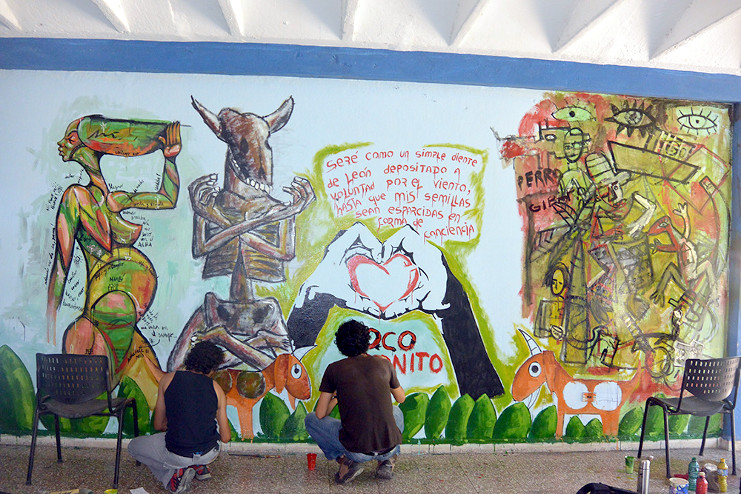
[681,357,741,404]
[36,353,111,405]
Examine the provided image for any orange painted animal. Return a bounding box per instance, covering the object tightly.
[221,353,311,439]
[512,329,641,437]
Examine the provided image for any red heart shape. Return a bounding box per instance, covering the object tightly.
[347,253,420,313]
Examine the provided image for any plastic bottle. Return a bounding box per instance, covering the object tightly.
[717,458,728,493]
[695,471,708,494]
[689,457,700,492]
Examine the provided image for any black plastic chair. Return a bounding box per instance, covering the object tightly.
[26,353,139,490]
[637,356,740,478]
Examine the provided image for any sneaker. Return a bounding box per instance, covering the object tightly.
[191,464,212,480]
[376,456,396,480]
[335,456,364,484]
[167,467,196,493]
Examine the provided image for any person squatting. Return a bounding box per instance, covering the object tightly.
[305,319,406,484]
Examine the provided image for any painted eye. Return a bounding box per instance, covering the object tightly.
[291,363,302,379]
[606,103,655,137]
[611,109,653,128]
[190,335,198,343]
[553,106,593,122]
[528,362,541,377]
[676,107,718,135]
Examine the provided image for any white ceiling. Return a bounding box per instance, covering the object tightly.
[1,0,740,76]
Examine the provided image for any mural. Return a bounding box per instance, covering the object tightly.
[0,69,732,446]
[505,93,731,438]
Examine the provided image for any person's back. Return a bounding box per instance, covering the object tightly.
[305,319,405,485]
[164,370,219,457]
[325,354,402,454]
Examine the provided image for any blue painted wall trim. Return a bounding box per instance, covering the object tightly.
[0,37,740,102]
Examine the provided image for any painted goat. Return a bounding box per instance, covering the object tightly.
[511,329,640,437]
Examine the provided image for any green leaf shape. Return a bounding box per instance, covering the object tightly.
[445,394,475,444]
[668,414,690,435]
[259,393,290,438]
[492,403,530,441]
[116,376,153,435]
[0,345,35,433]
[584,418,603,439]
[528,405,556,440]
[467,394,497,441]
[643,405,666,438]
[564,416,585,440]
[399,392,429,441]
[618,407,643,437]
[688,414,721,437]
[425,386,452,440]
[281,402,309,441]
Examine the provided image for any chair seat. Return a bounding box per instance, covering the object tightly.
[649,396,730,417]
[40,396,132,419]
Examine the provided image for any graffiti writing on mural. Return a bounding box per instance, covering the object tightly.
[322,147,479,241]
[369,328,445,375]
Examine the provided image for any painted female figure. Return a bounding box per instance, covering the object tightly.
[47,115,181,408]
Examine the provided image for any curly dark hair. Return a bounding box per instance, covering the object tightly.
[184,341,225,374]
[335,320,371,357]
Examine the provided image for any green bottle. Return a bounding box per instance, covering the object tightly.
[688,457,700,492]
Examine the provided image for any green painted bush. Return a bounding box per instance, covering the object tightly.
[584,418,603,439]
[529,405,556,440]
[688,414,721,436]
[425,386,452,440]
[117,376,152,435]
[399,392,429,441]
[281,402,309,441]
[668,414,690,435]
[564,416,585,440]
[259,392,290,438]
[467,395,497,441]
[492,403,530,441]
[643,405,666,438]
[619,407,643,437]
[445,394,475,444]
[0,345,34,433]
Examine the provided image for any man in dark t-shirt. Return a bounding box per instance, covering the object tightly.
[128,342,230,493]
[305,320,406,484]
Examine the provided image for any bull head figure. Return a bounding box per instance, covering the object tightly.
[191,96,294,193]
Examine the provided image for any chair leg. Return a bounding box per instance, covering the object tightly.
[54,414,62,463]
[699,416,710,456]
[26,407,41,485]
[113,413,124,490]
[730,411,736,476]
[131,400,141,466]
[662,408,671,478]
[637,402,651,459]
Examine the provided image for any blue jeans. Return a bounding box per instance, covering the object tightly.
[304,406,404,464]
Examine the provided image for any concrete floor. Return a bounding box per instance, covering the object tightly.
[1,436,739,493]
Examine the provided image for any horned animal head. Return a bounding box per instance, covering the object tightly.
[191,96,294,191]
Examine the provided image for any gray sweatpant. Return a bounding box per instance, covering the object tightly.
[127,432,220,487]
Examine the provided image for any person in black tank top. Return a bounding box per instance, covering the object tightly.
[305,320,406,485]
[128,342,231,493]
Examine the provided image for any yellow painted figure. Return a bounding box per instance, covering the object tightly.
[47,116,181,408]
